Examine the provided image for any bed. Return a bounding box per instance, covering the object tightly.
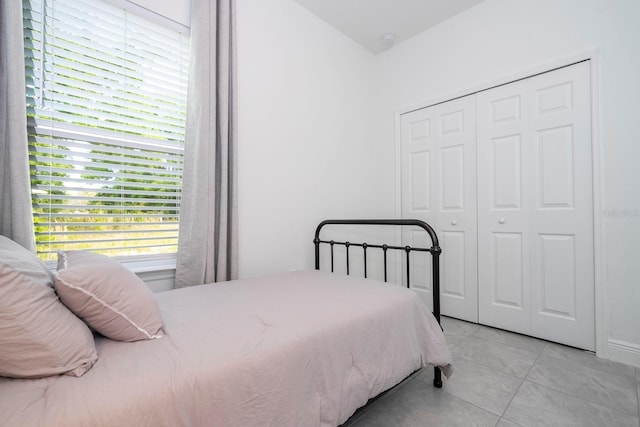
[0,219,452,427]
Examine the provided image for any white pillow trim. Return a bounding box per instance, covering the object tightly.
[56,276,163,340]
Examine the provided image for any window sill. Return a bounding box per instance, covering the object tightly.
[122,257,177,292]
[121,257,177,274]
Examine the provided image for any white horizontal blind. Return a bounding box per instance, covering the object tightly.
[23,0,189,261]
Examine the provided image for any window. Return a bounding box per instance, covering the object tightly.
[23,0,190,261]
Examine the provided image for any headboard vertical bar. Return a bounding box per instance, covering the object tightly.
[404,246,411,289]
[314,235,320,270]
[345,242,350,275]
[363,244,368,278]
[330,241,335,273]
[383,245,388,282]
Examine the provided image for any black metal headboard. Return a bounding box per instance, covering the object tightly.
[313,219,443,388]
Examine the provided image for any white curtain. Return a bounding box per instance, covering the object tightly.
[175,0,238,287]
[0,1,36,251]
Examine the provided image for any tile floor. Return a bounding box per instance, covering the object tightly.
[341,316,640,427]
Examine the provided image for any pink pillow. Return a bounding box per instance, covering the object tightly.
[55,250,164,342]
[0,236,97,378]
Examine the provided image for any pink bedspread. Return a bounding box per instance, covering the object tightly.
[0,270,452,427]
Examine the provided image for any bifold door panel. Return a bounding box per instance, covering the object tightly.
[401,95,478,322]
[527,63,594,350]
[477,80,533,335]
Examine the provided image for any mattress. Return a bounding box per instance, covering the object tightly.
[0,270,452,427]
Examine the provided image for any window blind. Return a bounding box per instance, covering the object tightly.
[23,0,190,261]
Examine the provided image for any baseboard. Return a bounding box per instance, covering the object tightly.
[607,339,640,369]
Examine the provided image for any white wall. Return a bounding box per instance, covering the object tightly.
[373,0,640,366]
[236,0,388,279]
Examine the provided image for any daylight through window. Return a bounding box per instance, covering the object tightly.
[23,0,190,261]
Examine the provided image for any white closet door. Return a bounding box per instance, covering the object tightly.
[477,62,594,349]
[401,108,435,311]
[528,63,594,350]
[477,81,531,334]
[433,96,478,322]
[400,96,478,322]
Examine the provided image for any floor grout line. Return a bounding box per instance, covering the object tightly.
[443,320,543,421]
[525,349,640,417]
[415,375,506,421]
[540,348,637,382]
[496,340,548,422]
[470,323,550,355]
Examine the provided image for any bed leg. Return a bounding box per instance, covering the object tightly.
[433,367,442,388]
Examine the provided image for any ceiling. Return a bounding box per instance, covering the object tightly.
[292,0,485,54]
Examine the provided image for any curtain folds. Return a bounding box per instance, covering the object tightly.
[175,0,238,287]
[0,1,36,251]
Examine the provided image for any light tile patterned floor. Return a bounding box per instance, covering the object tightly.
[341,316,640,427]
